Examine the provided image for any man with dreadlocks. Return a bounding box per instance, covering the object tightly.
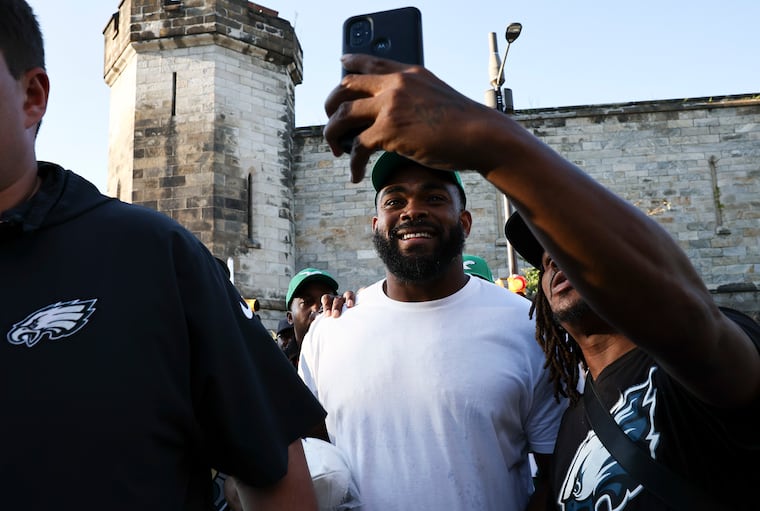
[505,210,759,510]
[323,53,760,510]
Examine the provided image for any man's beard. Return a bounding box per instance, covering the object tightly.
[552,298,592,325]
[372,219,466,283]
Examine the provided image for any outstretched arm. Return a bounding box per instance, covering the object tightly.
[324,54,760,407]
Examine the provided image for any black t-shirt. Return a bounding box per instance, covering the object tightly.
[0,164,326,510]
[550,311,759,510]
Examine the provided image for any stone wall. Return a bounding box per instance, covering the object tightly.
[293,95,760,321]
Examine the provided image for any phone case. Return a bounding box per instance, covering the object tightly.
[342,7,424,75]
[339,8,423,151]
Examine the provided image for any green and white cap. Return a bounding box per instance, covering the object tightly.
[286,268,339,308]
[371,152,465,206]
[462,254,494,282]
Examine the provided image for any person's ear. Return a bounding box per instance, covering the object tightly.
[371,216,378,231]
[22,67,49,132]
[460,210,472,237]
[286,311,293,324]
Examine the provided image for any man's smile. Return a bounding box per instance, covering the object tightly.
[399,231,433,240]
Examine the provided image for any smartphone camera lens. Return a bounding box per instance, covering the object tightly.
[349,20,371,47]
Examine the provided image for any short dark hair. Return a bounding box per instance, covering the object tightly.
[0,0,45,78]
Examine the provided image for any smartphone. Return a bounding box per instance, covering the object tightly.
[339,7,424,151]
[342,7,424,76]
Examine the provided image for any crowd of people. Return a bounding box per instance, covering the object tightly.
[2,1,758,510]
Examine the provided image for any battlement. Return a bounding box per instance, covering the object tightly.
[104,0,302,86]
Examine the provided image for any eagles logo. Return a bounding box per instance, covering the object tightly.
[558,367,659,510]
[7,299,97,347]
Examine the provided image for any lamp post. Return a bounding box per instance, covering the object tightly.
[485,22,522,276]
[485,22,522,113]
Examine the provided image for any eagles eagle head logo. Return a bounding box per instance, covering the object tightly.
[7,299,97,348]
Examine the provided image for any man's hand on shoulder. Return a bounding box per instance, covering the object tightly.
[321,290,358,318]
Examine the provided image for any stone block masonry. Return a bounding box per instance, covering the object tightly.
[294,95,760,321]
[103,2,759,325]
[104,0,304,326]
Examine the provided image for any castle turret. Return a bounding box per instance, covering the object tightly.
[103,0,302,323]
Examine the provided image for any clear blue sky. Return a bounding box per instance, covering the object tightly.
[29,0,760,192]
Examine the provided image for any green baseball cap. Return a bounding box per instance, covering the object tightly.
[371,152,466,207]
[462,254,494,282]
[286,268,339,308]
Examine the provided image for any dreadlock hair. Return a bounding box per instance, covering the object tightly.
[0,0,46,78]
[529,267,587,405]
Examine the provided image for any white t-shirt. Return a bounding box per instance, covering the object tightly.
[299,276,565,511]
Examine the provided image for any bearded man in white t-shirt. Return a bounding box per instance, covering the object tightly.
[299,152,566,511]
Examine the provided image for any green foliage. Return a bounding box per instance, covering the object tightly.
[522,266,540,299]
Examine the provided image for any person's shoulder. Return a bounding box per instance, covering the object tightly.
[309,280,383,333]
[469,276,531,308]
[465,278,538,342]
[91,201,215,272]
[339,279,384,310]
[100,198,177,223]
[42,164,186,234]
[98,197,196,238]
[356,280,384,299]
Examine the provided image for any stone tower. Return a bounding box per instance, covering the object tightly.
[103,0,301,323]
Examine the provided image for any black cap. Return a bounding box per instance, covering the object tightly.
[504,212,544,269]
[276,318,293,335]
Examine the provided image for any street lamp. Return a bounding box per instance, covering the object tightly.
[486,22,522,113]
[485,22,522,277]
[505,22,523,43]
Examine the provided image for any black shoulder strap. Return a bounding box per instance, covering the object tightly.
[583,376,718,511]
[719,306,760,353]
